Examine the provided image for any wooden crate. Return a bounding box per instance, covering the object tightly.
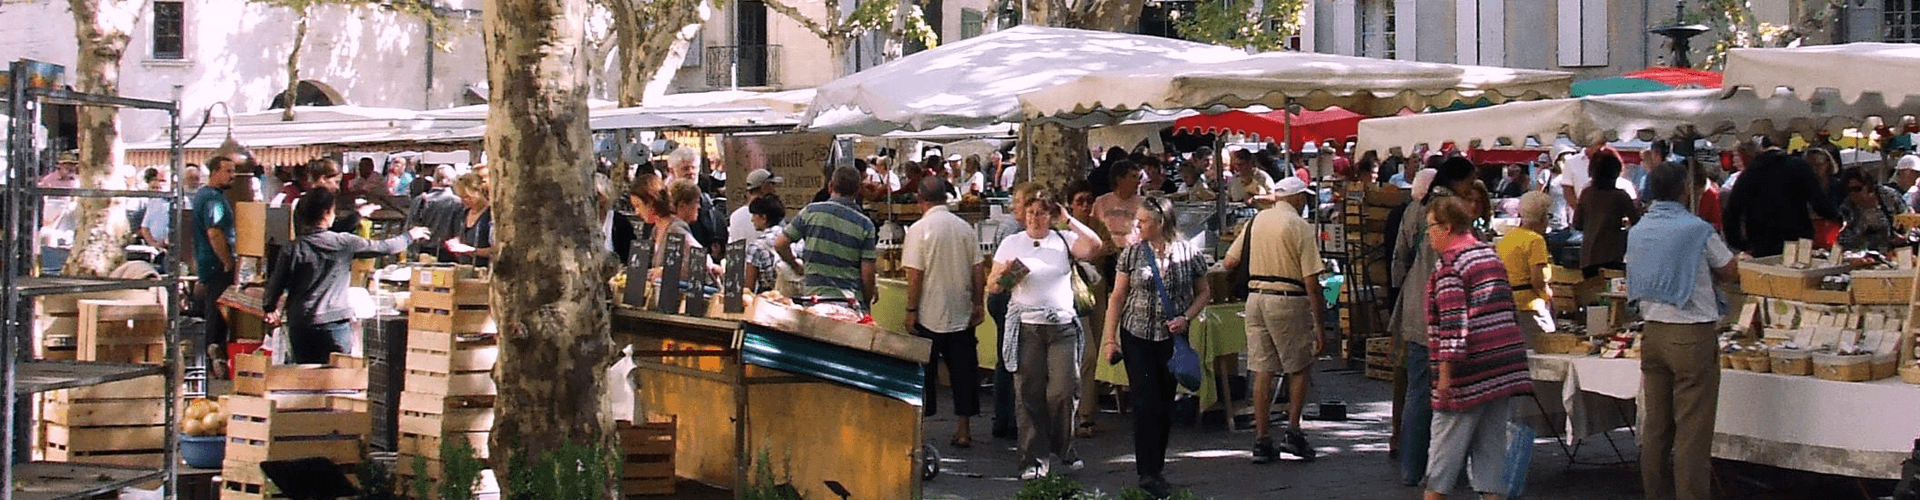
[410,266,490,311]
[397,392,495,436]
[222,394,369,466]
[618,418,677,497]
[234,352,368,396]
[397,429,490,461]
[403,371,496,398]
[221,459,363,500]
[76,299,167,363]
[40,373,169,466]
[408,305,496,335]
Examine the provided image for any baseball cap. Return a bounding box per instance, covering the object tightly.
[57,150,79,164]
[1897,155,1920,172]
[1273,177,1310,197]
[947,153,963,162]
[746,169,783,189]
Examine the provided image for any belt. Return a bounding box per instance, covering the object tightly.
[1512,284,1534,291]
[1250,288,1307,297]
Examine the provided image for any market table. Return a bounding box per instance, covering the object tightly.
[1528,353,1920,479]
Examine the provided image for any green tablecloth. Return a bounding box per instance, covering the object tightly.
[872,279,999,368]
[1096,303,1247,408]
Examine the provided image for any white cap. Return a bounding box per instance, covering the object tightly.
[746,169,783,189]
[1897,154,1920,172]
[1273,176,1310,197]
[947,153,963,162]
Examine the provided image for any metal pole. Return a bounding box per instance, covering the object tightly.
[4,58,28,492]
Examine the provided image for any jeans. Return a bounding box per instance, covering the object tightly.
[1121,331,1175,477]
[987,291,1016,436]
[1426,397,1514,494]
[919,324,981,417]
[289,320,354,364]
[1400,341,1434,485]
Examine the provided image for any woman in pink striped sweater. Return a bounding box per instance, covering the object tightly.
[1422,196,1534,500]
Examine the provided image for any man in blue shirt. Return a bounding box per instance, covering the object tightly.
[193,155,240,375]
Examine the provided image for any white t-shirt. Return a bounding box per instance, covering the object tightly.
[727,205,756,244]
[1638,232,1734,324]
[994,230,1079,325]
[998,165,1018,189]
[866,168,901,192]
[902,206,983,332]
[1228,169,1276,203]
[961,171,986,195]
[1557,152,1592,194]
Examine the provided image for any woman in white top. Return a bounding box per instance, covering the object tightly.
[987,188,1104,480]
[961,154,989,195]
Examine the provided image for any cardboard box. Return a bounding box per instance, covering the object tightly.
[235,202,267,258]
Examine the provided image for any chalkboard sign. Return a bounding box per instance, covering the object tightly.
[723,240,747,313]
[655,231,686,314]
[621,236,652,307]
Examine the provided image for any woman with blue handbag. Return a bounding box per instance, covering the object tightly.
[1100,195,1212,499]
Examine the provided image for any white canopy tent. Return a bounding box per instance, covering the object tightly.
[1724,42,1920,104]
[1018,51,1574,126]
[1354,88,1914,153]
[801,25,1246,135]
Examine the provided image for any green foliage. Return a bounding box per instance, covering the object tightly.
[502,439,618,500]
[1175,0,1306,53]
[410,455,432,500]
[847,0,940,49]
[438,437,486,500]
[1695,0,1838,70]
[739,449,800,500]
[357,456,396,500]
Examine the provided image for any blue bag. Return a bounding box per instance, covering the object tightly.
[1146,244,1204,392]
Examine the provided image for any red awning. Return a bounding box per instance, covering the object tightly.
[1625,67,1723,89]
[1466,148,1549,165]
[1174,107,1367,151]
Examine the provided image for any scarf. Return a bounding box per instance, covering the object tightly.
[1626,201,1713,306]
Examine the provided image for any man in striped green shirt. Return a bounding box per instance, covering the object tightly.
[776,165,879,307]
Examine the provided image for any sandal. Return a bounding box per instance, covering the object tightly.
[1075,421,1096,438]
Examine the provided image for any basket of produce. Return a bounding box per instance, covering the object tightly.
[178,398,228,468]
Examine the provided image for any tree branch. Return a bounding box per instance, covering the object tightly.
[762,0,835,40]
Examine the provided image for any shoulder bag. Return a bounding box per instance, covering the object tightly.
[1146,242,1205,392]
[1055,231,1100,315]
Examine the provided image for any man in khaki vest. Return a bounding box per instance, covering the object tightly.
[1219,176,1326,463]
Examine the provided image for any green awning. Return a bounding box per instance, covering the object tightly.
[1571,77,1674,97]
[740,323,926,406]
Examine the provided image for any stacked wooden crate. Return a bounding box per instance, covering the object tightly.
[1339,182,1405,357]
[1364,337,1394,381]
[1547,265,1603,318]
[616,419,677,497]
[222,352,371,500]
[39,298,171,466]
[396,266,499,496]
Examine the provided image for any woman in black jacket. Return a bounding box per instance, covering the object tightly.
[263,188,428,363]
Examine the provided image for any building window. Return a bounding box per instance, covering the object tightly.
[962,8,985,39]
[1557,0,1608,67]
[1360,0,1395,59]
[1888,0,1920,42]
[1455,0,1503,66]
[153,1,185,60]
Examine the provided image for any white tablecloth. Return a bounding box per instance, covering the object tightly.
[1528,353,1920,479]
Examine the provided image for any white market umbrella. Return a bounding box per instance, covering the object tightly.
[1018,50,1574,125]
[1355,88,1910,153]
[801,25,1246,135]
[1723,42,1920,104]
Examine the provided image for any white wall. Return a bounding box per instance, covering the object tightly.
[0,0,490,144]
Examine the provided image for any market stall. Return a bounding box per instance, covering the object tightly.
[613,300,931,500]
[1723,42,1920,104]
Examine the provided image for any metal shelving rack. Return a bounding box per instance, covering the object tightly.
[3,60,183,500]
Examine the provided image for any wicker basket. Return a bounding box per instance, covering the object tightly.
[1770,348,1813,376]
[1813,352,1873,382]
[1900,365,1920,385]
[1743,352,1773,373]
[1720,353,1733,369]
[1738,256,1853,301]
[1849,269,1915,305]
[1871,355,1899,381]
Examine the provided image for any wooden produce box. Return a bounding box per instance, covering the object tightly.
[222,394,370,466]
[234,352,369,397]
[1363,337,1393,381]
[404,329,499,398]
[1850,268,1915,305]
[76,299,167,363]
[618,418,677,497]
[409,305,496,335]
[39,375,168,467]
[397,392,495,458]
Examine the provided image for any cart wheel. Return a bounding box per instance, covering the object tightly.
[920,443,941,481]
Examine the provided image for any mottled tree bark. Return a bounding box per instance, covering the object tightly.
[62,0,140,277]
[602,0,704,106]
[483,0,618,495]
[280,2,310,122]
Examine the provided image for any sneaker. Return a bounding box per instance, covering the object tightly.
[1250,436,1278,464]
[1280,429,1317,461]
[1019,461,1049,480]
[1064,458,1085,472]
[1139,474,1173,499]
